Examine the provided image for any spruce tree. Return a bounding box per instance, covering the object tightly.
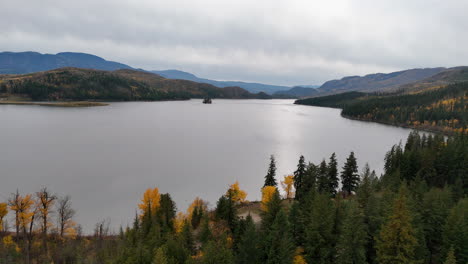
[443,247,457,264]
[305,193,335,264]
[237,215,260,264]
[442,198,468,264]
[264,155,277,187]
[376,189,418,264]
[327,153,339,196]
[317,159,329,194]
[341,151,360,195]
[336,201,368,264]
[294,155,307,200]
[261,189,282,232]
[263,209,294,264]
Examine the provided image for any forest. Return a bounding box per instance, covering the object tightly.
[0,131,467,264]
[295,82,468,134]
[0,68,271,101]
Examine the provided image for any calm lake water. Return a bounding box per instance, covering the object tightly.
[0,99,412,232]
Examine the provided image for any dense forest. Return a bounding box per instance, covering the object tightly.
[295,82,468,134]
[0,131,466,264]
[0,68,271,101]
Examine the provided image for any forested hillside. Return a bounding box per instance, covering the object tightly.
[0,68,271,101]
[296,82,468,134]
[0,132,466,264]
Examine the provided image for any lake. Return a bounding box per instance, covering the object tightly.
[0,99,412,232]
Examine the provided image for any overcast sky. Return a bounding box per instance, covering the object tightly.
[2,0,467,85]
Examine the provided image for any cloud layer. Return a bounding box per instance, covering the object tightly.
[2,0,467,85]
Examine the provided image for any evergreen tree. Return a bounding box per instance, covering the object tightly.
[336,201,368,264]
[376,189,418,264]
[153,247,168,264]
[443,247,457,264]
[442,198,468,264]
[294,155,307,200]
[263,210,294,264]
[356,164,374,209]
[198,215,212,245]
[305,193,335,264]
[327,153,339,196]
[264,155,277,187]
[261,189,282,232]
[341,151,360,195]
[237,215,260,264]
[180,220,195,254]
[317,159,329,194]
[202,239,235,264]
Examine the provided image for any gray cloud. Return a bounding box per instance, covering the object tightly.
[2,0,467,85]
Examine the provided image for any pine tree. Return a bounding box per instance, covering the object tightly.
[376,189,418,264]
[442,198,468,264]
[336,201,368,264]
[153,247,168,264]
[198,215,212,245]
[317,159,329,194]
[443,247,457,264]
[237,215,260,264]
[341,151,360,195]
[294,155,307,200]
[327,153,339,196]
[263,209,294,264]
[264,155,277,187]
[261,188,282,232]
[180,220,195,254]
[305,193,335,264]
[202,239,235,264]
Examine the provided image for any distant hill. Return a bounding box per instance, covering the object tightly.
[152,69,292,94]
[317,68,446,94]
[0,52,293,94]
[273,86,320,97]
[0,52,133,74]
[296,82,468,134]
[0,68,271,101]
[399,66,468,93]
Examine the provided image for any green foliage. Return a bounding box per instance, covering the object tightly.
[293,155,307,200]
[341,151,360,195]
[376,188,418,264]
[336,200,368,264]
[262,210,294,264]
[264,155,277,187]
[296,82,468,134]
[201,240,235,264]
[442,198,468,264]
[304,193,336,264]
[237,215,260,264]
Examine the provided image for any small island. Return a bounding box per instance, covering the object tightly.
[203,97,212,104]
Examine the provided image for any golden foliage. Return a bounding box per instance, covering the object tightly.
[138,188,160,217]
[0,203,7,231]
[174,212,186,233]
[8,193,35,231]
[226,181,247,204]
[187,197,207,220]
[2,235,21,253]
[293,255,307,264]
[281,175,295,199]
[261,186,277,211]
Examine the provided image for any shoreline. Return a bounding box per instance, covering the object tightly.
[0,101,109,107]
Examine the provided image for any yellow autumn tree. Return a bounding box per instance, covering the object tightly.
[261,186,277,211]
[281,175,295,199]
[174,212,186,233]
[226,181,247,204]
[138,187,161,217]
[8,192,35,234]
[0,203,7,231]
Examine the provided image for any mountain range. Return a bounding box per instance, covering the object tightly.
[0,52,298,94]
[1,51,467,98]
